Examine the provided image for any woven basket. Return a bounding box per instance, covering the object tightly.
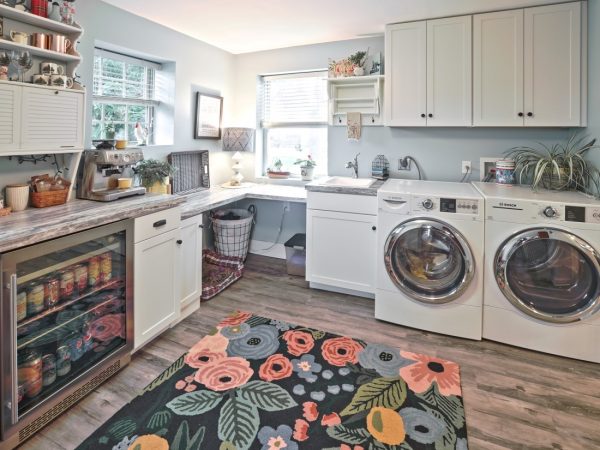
[31,185,70,208]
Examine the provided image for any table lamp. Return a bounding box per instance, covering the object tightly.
[222,127,255,188]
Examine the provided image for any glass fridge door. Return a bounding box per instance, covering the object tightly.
[1,221,131,427]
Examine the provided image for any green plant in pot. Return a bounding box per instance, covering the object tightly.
[134,159,175,194]
[348,50,367,76]
[294,155,317,181]
[506,135,600,197]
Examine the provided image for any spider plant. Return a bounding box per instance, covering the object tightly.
[505,134,599,197]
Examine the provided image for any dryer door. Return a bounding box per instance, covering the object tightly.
[384,218,475,304]
[495,228,600,323]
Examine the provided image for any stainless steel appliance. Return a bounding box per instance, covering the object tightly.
[0,221,133,449]
[76,149,146,202]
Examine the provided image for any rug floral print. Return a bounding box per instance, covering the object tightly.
[77,312,468,450]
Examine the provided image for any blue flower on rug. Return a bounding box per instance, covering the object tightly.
[257,424,298,450]
[291,354,322,381]
[220,323,251,340]
[358,343,414,377]
[227,324,279,360]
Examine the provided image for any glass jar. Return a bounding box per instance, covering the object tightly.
[26,282,45,315]
[43,277,60,308]
[18,350,43,398]
[88,256,100,288]
[42,354,57,386]
[73,264,89,295]
[100,252,112,283]
[17,290,27,322]
[56,345,71,377]
[58,269,75,300]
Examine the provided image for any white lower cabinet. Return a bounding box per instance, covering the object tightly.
[307,195,377,295]
[176,215,203,323]
[133,208,181,351]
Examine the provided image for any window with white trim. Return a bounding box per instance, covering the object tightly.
[259,70,328,176]
[92,48,161,145]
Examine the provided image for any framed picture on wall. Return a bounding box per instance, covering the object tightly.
[195,93,223,139]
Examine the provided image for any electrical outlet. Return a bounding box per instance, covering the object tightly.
[398,157,411,171]
[462,160,472,174]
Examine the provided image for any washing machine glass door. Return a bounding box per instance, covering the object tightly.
[495,228,600,323]
[384,218,474,304]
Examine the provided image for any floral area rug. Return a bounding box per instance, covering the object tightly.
[76,312,468,450]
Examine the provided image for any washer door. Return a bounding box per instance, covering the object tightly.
[384,218,475,304]
[495,228,600,323]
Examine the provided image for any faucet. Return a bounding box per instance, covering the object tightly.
[345,153,360,178]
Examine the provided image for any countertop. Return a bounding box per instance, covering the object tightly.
[305,178,386,196]
[0,194,185,254]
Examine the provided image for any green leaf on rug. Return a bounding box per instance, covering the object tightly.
[326,424,370,444]
[236,380,298,411]
[310,329,326,340]
[417,384,465,429]
[171,420,206,450]
[147,410,172,430]
[107,418,137,440]
[217,396,260,450]
[340,377,407,416]
[245,316,270,327]
[143,355,186,393]
[369,441,414,450]
[167,390,223,416]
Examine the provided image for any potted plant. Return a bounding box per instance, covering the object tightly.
[348,50,367,76]
[294,155,317,181]
[134,159,175,194]
[104,123,116,140]
[505,135,599,196]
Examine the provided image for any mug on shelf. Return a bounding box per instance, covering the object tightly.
[50,75,73,89]
[5,185,29,212]
[40,62,64,76]
[32,74,51,86]
[10,31,29,45]
[31,33,51,49]
[50,35,72,54]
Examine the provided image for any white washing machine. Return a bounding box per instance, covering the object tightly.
[376,180,485,340]
[473,182,600,363]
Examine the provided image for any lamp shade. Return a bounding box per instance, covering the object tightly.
[222,127,255,152]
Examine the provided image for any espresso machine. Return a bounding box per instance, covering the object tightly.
[76,147,146,202]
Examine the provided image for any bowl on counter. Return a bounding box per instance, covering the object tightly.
[117,178,133,189]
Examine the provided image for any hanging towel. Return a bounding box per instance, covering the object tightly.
[347,112,362,140]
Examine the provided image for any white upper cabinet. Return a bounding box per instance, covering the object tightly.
[426,16,472,126]
[0,84,21,152]
[384,21,427,126]
[524,2,584,126]
[473,10,524,126]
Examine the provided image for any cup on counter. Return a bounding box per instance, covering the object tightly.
[115,140,128,150]
[496,159,516,185]
[5,184,29,212]
[49,75,73,89]
[40,62,64,76]
[118,178,133,189]
[10,31,29,45]
[31,32,51,49]
[32,74,51,86]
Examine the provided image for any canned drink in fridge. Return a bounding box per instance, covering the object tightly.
[88,256,100,288]
[73,264,89,294]
[59,269,75,300]
[43,277,60,308]
[56,346,71,377]
[18,350,43,398]
[26,282,45,315]
[42,354,57,386]
[17,290,27,321]
[100,252,112,283]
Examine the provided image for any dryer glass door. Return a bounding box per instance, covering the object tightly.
[384,219,475,304]
[495,228,600,323]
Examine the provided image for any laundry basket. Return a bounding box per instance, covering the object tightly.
[211,205,255,260]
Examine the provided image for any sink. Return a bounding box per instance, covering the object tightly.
[322,177,376,188]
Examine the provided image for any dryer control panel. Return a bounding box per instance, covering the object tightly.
[411,196,479,215]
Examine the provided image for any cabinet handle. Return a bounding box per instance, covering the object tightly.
[428,113,433,118]
[54,91,59,95]
[153,219,167,228]
[527,112,533,117]
[176,239,183,245]
[198,224,204,229]
[372,226,377,231]
[420,113,426,118]
[518,112,524,117]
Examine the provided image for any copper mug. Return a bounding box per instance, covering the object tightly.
[31,33,51,49]
[50,35,72,54]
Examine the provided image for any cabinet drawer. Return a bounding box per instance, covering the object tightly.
[134,207,181,243]
[307,192,377,215]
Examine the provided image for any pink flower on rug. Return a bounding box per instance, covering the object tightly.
[175,380,186,390]
[341,445,365,450]
[194,357,253,391]
[293,419,309,441]
[185,349,227,369]
[282,330,315,356]
[259,354,293,382]
[321,337,363,367]
[302,401,319,422]
[399,351,462,396]
[321,412,341,426]
[189,333,229,354]
[218,311,252,328]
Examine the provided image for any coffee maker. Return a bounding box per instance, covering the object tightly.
[76,145,146,202]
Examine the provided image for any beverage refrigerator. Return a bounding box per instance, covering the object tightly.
[0,220,133,449]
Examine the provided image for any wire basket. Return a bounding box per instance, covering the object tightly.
[211,205,255,260]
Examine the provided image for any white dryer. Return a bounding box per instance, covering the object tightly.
[473,182,600,362]
[376,180,485,340]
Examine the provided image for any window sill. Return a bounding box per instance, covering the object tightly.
[254,175,328,186]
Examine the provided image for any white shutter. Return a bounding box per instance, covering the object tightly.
[0,84,20,150]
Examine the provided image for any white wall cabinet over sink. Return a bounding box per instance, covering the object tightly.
[176,215,203,324]
[473,1,586,127]
[133,208,181,351]
[306,193,377,296]
[385,16,472,127]
[0,82,85,154]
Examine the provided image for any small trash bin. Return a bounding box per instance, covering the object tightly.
[284,233,306,277]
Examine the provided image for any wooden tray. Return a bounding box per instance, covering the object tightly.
[31,184,70,208]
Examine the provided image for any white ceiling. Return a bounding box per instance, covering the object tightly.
[101,0,562,54]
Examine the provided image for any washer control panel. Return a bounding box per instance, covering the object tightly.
[411,196,479,215]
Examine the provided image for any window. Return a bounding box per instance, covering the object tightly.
[259,71,328,176]
[92,48,161,145]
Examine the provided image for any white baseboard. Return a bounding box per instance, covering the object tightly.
[249,240,286,259]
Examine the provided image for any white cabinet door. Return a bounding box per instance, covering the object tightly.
[306,209,376,294]
[524,2,582,126]
[426,15,472,126]
[178,216,203,319]
[20,87,84,152]
[0,84,21,153]
[473,10,524,126]
[134,228,179,351]
[384,21,427,126]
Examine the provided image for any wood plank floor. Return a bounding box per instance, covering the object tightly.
[24,255,600,450]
